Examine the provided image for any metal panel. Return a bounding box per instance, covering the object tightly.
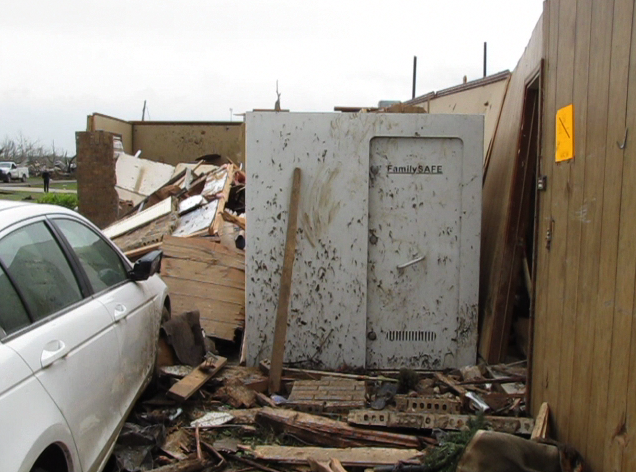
[245,112,482,370]
[367,137,465,369]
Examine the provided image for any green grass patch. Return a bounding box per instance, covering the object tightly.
[0,191,40,202]
[37,193,79,209]
[25,177,77,191]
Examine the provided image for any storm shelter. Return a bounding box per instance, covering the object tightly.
[246,112,482,370]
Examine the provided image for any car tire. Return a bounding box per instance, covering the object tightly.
[5,174,10,183]
[31,467,49,472]
[21,175,26,183]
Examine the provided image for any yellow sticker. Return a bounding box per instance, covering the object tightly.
[556,104,574,162]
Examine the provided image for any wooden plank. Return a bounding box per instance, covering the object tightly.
[163,236,244,264]
[562,0,592,450]
[531,402,550,440]
[244,446,420,467]
[162,277,245,305]
[167,355,228,401]
[531,0,556,420]
[112,211,178,254]
[538,0,563,433]
[259,360,398,383]
[434,372,468,398]
[199,319,241,342]
[545,0,574,443]
[162,258,245,290]
[269,168,301,394]
[256,407,421,449]
[104,197,173,239]
[601,0,636,470]
[621,6,636,471]
[169,298,243,341]
[124,241,163,259]
[577,0,617,468]
[222,210,246,230]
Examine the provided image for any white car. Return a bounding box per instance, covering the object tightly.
[0,201,170,472]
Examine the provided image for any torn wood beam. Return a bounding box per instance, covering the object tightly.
[256,407,421,449]
[269,167,301,394]
[167,355,227,401]
[104,196,174,239]
[241,446,421,467]
[259,360,398,383]
[531,402,549,440]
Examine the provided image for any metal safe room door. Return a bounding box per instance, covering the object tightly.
[366,137,464,370]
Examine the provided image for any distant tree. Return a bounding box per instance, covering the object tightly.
[0,133,69,170]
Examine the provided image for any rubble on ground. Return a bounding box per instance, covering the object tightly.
[102,155,585,472]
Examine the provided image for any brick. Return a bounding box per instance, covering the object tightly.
[76,131,119,229]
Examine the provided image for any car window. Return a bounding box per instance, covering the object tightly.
[0,265,30,335]
[0,222,82,321]
[54,218,129,293]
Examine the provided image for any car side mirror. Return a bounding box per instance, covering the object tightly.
[129,250,163,281]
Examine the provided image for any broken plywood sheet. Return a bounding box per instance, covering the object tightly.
[104,197,174,240]
[171,166,235,237]
[179,195,206,215]
[287,378,366,413]
[174,162,218,179]
[202,167,232,197]
[116,154,175,204]
[243,446,420,467]
[160,236,245,341]
[172,199,219,236]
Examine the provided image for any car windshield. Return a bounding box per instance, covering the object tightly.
[0,163,11,168]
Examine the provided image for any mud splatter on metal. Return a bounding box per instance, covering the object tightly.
[245,112,482,370]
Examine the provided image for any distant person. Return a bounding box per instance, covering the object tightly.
[42,170,51,193]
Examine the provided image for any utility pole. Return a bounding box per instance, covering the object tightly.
[483,42,487,78]
[412,56,417,99]
[142,100,147,121]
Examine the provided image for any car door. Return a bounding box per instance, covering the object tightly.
[0,218,123,472]
[0,264,81,472]
[50,216,160,411]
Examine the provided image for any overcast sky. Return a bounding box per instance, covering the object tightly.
[1,1,543,155]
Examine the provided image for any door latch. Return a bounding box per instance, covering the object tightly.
[537,175,547,191]
[397,255,426,271]
[545,218,554,250]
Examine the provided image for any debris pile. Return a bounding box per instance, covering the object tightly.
[104,157,246,347]
[106,348,585,472]
[102,154,585,472]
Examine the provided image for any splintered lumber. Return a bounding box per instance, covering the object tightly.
[167,355,227,401]
[145,458,210,472]
[260,360,398,383]
[172,165,235,237]
[328,459,348,472]
[222,210,246,230]
[160,236,245,341]
[256,407,421,449]
[348,410,534,436]
[104,196,174,239]
[531,402,550,440]
[434,372,468,398]
[269,167,302,394]
[242,446,421,467]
